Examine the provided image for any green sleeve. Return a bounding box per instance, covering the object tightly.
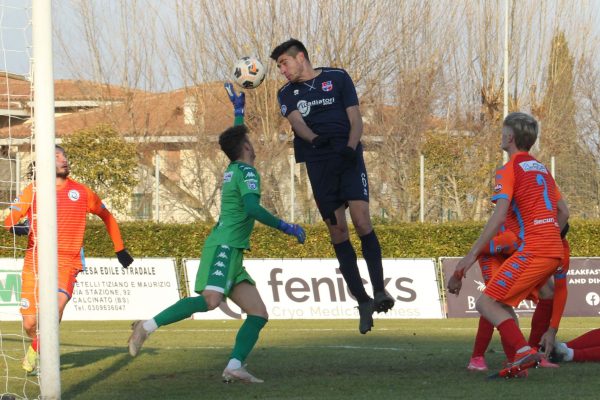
[242,193,280,229]
[234,115,244,126]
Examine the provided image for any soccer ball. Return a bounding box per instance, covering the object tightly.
[232,56,266,89]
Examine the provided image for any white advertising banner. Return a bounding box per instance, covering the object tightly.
[0,258,24,321]
[61,258,180,320]
[184,258,443,320]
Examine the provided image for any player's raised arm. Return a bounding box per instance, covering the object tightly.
[224,82,245,127]
[85,186,133,268]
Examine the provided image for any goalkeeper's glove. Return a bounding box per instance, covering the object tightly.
[277,220,306,244]
[224,82,245,117]
[311,135,331,149]
[340,146,358,168]
[116,249,134,268]
[10,220,30,236]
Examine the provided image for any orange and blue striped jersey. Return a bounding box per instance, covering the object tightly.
[491,152,562,258]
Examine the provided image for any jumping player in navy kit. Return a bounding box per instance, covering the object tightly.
[270,39,394,334]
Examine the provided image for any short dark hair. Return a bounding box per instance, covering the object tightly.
[270,38,310,62]
[503,112,538,151]
[218,125,248,161]
[55,144,66,154]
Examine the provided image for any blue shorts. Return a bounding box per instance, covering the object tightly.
[305,148,369,222]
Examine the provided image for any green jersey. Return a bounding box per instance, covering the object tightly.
[204,161,261,249]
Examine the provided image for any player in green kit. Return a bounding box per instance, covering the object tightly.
[128,82,306,383]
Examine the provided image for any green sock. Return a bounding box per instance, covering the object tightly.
[230,315,268,363]
[154,296,208,327]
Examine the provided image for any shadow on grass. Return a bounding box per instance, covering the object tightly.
[60,347,158,399]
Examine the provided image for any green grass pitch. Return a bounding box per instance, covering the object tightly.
[2,318,600,399]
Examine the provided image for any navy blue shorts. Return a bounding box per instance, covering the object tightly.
[305,149,369,222]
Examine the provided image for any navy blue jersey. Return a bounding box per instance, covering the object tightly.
[277,67,359,162]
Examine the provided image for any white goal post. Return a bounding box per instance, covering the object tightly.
[32,0,60,398]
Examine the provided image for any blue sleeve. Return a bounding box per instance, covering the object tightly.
[341,70,359,108]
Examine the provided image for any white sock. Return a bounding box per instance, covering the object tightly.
[226,358,242,370]
[516,345,532,354]
[142,319,158,334]
[565,347,574,362]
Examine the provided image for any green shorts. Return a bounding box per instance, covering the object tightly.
[194,244,254,297]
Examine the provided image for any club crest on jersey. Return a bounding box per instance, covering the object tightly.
[223,171,233,183]
[68,189,80,201]
[322,81,333,92]
[21,298,30,310]
[247,181,257,190]
[293,89,299,95]
[280,105,287,116]
[494,184,503,192]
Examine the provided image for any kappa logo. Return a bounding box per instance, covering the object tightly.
[223,172,233,183]
[68,189,80,201]
[214,261,226,268]
[212,270,224,277]
[221,245,230,250]
[245,171,256,178]
[217,252,228,259]
[322,80,333,92]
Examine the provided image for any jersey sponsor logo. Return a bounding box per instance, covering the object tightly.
[280,104,287,116]
[297,97,336,117]
[518,160,548,174]
[494,183,503,192]
[247,181,257,190]
[322,80,333,92]
[68,189,80,201]
[533,217,555,225]
[223,172,233,183]
[297,100,310,116]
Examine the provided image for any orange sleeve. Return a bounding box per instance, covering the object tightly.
[550,239,570,329]
[3,184,33,231]
[491,161,515,204]
[85,186,125,252]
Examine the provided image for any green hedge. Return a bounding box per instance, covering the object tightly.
[1,219,598,259]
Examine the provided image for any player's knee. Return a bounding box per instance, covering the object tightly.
[354,220,373,236]
[538,281,555,299]
[245,305,268,320]
[328,225,349,242]
[22,318,36,336]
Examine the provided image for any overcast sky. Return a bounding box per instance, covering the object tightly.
[1,0,600,91]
